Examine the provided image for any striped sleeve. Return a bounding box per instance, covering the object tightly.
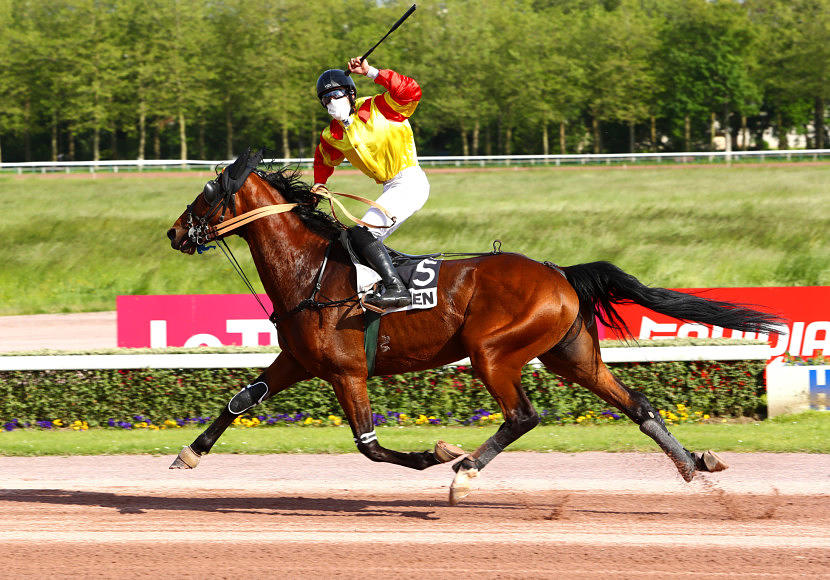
[313,131,344,184]
[374,69,421,119]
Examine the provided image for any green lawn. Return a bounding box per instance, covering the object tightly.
[1,411,827,456]
[1,164,828,315]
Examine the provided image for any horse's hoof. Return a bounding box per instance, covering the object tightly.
[169,445,201,469]
[449,467,478,506]
[433,440,465,463]
[695,450,729,473]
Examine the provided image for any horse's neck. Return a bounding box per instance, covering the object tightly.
[241,198,330,316]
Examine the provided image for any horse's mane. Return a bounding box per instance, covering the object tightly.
[256,167,343,239]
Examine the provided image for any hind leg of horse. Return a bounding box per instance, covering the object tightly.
[537,321,726,482]
[329,375,464,470]
[169,351,312,469]
[448,361,540,504]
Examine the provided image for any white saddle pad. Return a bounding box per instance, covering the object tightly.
[353,257,441,313]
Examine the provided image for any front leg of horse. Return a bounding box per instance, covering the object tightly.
[170,352,311,469]
[332,376,466,471]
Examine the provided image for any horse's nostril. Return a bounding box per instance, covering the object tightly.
[167,228,177,241]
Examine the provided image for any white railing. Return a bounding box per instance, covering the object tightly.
[0,344,771,371]
[1,149,828,174]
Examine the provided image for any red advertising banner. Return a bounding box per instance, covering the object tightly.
[117,294,276,349]
[596,286,829,358]
[118,287,830,357]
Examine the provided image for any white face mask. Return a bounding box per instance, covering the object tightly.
[326,97,352,123]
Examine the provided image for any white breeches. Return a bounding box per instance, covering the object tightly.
[361,165,429,241]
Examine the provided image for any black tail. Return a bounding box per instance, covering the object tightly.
[561,261,785,338]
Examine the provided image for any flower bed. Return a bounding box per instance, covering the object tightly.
[0,360,764,431]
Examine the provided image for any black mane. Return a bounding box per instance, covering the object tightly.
[256,167,343,239]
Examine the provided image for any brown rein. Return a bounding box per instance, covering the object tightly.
[209,190,395,240]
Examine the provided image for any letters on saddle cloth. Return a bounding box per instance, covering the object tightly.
[353,255,442,313]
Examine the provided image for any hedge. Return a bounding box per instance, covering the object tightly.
[0,360,766,427]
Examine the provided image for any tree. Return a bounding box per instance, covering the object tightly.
[787,0,830,148]
[579,1,658,153]
[657,0,760,152]
[152,0,212,161]
[0,0,25,162]
[528,7,586,154]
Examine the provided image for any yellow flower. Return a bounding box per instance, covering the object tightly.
[704,414,710,420]
[135,421,148,429]
[233,416,242,425]
[304,417,314,425]
[52,419,63,427]
[149,425,160,430]
[576,416,585,423]
[677,403,687,411]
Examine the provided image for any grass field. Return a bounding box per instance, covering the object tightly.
[1,164,828,315]
[1,411,827,456]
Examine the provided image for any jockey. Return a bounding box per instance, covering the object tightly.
[312,57,429,310]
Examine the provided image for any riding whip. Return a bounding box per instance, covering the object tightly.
[345,4,416,76]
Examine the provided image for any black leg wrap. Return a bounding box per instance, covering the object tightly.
[228,379,269,415]
[452,422,516,473]
[639,418,696,482]
[191,408,236,455]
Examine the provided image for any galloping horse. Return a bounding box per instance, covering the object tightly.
[166,150,781,504]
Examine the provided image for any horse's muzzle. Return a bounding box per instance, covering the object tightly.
[167,227,195,254]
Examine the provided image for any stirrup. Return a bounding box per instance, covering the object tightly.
[362,283,411,311]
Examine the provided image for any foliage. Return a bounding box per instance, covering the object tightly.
[0,360,767,428]
[1,0,828,162]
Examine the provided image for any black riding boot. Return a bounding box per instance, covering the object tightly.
[348,226,412,310]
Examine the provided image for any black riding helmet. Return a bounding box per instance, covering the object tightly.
[316,69,357,106]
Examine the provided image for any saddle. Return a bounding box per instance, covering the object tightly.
[338,231,442,313]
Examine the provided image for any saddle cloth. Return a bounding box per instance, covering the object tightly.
[337,230,442,313]
[353,253,442,313]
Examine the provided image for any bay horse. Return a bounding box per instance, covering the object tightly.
[165,150,781,504]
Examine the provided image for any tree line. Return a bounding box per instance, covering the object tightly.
[0,0,827,163]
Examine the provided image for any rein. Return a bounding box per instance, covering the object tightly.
[189,189,394,245]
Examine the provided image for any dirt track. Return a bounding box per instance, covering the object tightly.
[1,452,828,578]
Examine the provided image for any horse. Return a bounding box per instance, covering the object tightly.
[165,150,782,504]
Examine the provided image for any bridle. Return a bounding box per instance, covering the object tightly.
[184,178,299,248]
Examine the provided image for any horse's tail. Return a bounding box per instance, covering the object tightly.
[560,261,784,338]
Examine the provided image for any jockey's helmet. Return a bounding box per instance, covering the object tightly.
[316,69,356,106]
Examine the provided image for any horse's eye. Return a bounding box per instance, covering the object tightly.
[203,180,221,205]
